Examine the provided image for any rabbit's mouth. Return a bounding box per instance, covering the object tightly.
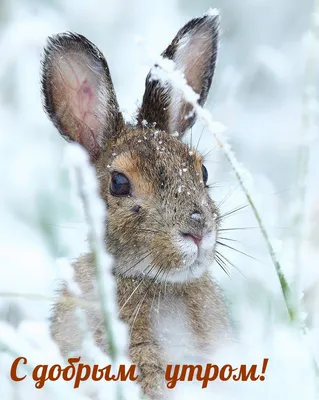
[114,223,218,284]
[163,229,217,283]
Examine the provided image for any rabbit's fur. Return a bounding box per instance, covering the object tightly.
[42,12,231,399]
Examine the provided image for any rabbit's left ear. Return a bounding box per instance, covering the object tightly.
[138,12,220,137]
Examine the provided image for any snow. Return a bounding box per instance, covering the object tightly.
[0,1,319,400]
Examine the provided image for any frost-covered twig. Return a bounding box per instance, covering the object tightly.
[75,167,119,361]
[68,146,131,400]
[60,259,117,400]
[0,291,98,310]
[136,17,294,322]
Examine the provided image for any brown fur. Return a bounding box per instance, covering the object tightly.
[42,12,231,399]
[51,254,230,398]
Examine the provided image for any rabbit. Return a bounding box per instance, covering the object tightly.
[41,11,231,399]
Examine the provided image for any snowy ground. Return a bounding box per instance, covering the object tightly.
[0,0,319,399]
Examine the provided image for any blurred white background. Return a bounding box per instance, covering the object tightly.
[0,0,319,399]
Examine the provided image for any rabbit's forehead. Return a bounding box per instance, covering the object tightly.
[111,133,203,181]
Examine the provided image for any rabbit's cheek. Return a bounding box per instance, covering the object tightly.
[198,229,217,258]
[167,230,217,282]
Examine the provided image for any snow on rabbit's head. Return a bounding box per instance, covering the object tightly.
[41,12,221,283]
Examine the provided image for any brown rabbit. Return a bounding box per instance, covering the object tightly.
[42,11,231,399]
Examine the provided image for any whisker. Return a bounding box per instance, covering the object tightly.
[217,204,249,221]
[129,263,158,322]
[164,270,169,297]
[150,287,158,313]
[130,282,153,332]
[202,147,215,159]
[206,182,225,189]
[215,250,245,277]
[129,263,164,332]
[157,272,164,317]
[121,251,152,275]
[218,227,261,231]
[217,236,239,243]
[118,264,153,314]
[216,241,259,262]
[216,184,240,209]
[156,267,169,316]
[214,253,231,277]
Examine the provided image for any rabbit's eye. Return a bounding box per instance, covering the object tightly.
[202,164,208,186]
[110,172,131,196]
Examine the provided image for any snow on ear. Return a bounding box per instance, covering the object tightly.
[41,32,122,160]
[138,11,220,137]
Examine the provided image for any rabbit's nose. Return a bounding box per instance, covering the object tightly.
[181,232,203,246]
[190,212,202,222]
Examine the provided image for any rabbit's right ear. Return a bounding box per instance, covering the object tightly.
[138,12,220,138]
[41,33,123,160]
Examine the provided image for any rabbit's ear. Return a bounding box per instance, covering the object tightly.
[138,12,220,137]
[41,33,122,160]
